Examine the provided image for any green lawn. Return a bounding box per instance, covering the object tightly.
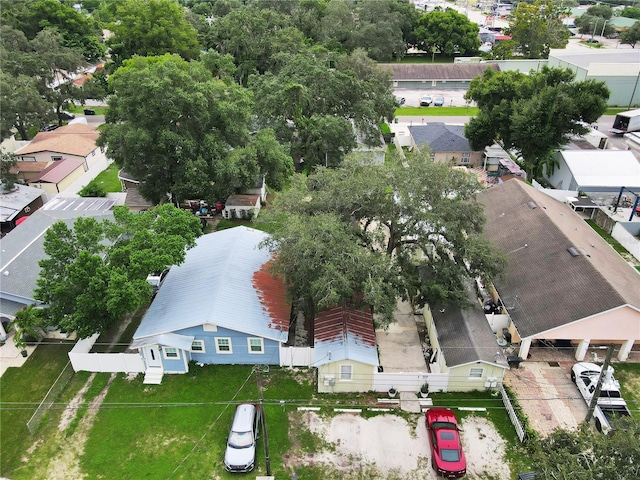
[395,106,479,117]
[91,162,121,193]
[67,105,109,115]
[0,341,75,475]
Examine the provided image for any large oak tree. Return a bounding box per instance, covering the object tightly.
[464,67,609,178]
[507,0,571,58]
[99,54,293,204]
[262,151,506,325]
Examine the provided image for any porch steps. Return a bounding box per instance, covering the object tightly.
[143,367,164,384]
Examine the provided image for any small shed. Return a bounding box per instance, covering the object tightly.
[314,306,379,393]
[223,194,261,220]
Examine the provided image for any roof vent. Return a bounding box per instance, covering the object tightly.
[527,201,537,209]
[567,247,581,257]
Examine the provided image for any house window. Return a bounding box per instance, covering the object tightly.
[469,367,484,379]
[163,347,179,359]
[340,364,353,381]
[215,337,233,354]
[247,338,264,354]
[203,323,218,332]
[52,156,62,161]
[191,340,205,353]
[460,157,470,164]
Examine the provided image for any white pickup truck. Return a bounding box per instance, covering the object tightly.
[571,362,631,433]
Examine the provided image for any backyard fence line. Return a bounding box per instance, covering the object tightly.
[26,361,74,435]
[499,383,526,442]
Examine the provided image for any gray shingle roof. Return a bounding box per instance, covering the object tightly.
[432,282,507,368]
[0,206,114,307]
[379,63,499,81]
[408,123,472,152]
[478,179,640,338]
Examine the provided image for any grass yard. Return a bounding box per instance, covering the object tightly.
[395,106,479,117]
[67,105,109,115]
[0,341,76,476]
[91,162,121,193]
[612,362,640,415]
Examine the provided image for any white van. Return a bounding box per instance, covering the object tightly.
[224,403,261,472]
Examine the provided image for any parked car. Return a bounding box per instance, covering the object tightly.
[59,111,75,120]
[83,108,96,115]
[420,95,433,106]
[395,96,406,106]
[40,124,59,132]
[426,408,466,478]
[434,96,445,107]
[224,403,261,473]
[146,268,169,294]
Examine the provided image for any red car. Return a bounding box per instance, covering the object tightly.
[426,408,466,478]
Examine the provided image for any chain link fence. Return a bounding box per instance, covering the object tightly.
[26,361,74,434]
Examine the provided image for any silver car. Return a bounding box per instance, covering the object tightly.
[224,403,261,472]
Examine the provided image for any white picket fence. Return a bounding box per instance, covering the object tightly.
[68,333,145,373]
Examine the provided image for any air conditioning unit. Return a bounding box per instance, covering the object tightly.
[484,377,498,388]
[323,375,335,386]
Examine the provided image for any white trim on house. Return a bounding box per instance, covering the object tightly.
[163,346,179,360]
[247,337,264,354]
[340,364,353,381]
[191,339,205,353]
[215,337,233,354]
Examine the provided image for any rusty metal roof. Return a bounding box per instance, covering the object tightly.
[253,261,290,333]
[314,306,378,367]
[380,63,499,81]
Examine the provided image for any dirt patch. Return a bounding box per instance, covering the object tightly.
[284,411,510,479]
[58,373,96,431]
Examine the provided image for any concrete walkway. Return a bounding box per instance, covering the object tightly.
[0,330,37,377]
[375,300,428,373]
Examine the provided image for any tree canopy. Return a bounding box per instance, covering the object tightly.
[0,26,85,139]
[464,67,609,178]
[34,205,202,338]
[106,0,201,69]
[98,53,293,204]
[0,0,105,61]
[527,419,640,479]
[249,47,396,169]
[620,22,640,49]
[507,0,571,58]
[262,151,506,325]
[414,8,480,56]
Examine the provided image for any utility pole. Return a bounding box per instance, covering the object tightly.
[585,344,614,423]
[256,366,272,475]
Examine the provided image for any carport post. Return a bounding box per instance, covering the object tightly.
[574,339,590,361]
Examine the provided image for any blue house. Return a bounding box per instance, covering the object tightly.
[131,226,291,384]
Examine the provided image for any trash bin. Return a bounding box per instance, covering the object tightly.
[507,356,524,368]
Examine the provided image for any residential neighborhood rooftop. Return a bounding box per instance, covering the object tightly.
[0,185,44,222]
[15,124,99,157]
[408,123,472,152]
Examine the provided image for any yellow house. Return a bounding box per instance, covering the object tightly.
[315,306,379,393]
[423,287,508,392]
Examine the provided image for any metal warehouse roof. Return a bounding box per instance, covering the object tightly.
[314,306,379,367]
[133,226,290,343]
[559,150,640,189]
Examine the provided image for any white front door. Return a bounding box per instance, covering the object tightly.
[146,346,163,368]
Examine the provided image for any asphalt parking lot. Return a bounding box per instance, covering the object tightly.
[394,89,472,108]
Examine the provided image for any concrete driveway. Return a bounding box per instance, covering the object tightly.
[375,300,427,373]
[503,361,588,437]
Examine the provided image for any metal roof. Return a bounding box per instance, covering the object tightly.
[314,306,378,367]
[557,150,640,189]
[130,333,194,351]
[133,226,290,343]
[31,158,85,183]
[478,179,639,338]
[0,206,115,309]
[225,194,260,207]
[408,123,473,153]
[0,184,45,222]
